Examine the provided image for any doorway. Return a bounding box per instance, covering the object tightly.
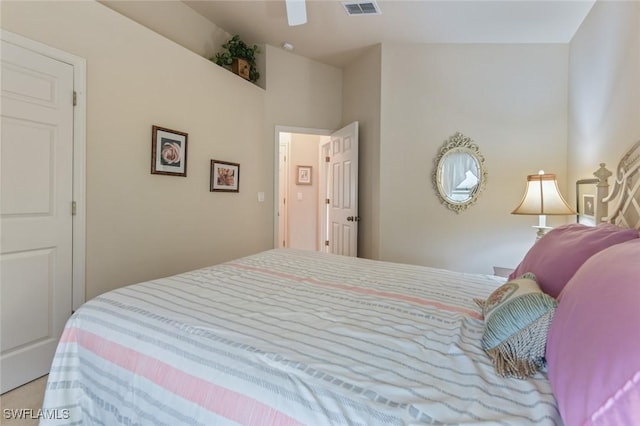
[274,122,359,256]
[276,129,330,251]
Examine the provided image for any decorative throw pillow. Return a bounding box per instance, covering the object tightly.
[477,273,557,379]
[546,238,640,426]
[508,223,639,298]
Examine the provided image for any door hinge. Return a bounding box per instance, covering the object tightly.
[326,198,330,204]
[71,201,77,216]
[325,156,330,162]
[325,240,329,246]
[73,91,77,106]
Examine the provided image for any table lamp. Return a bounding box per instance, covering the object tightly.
[512,171,576,239]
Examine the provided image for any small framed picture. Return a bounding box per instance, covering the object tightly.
[297,165,312,185]
[576,178,598,225]
[151,125,188,177]
[582,194,595,218]
[210,160,240,192]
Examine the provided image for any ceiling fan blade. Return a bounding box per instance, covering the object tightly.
[286,0,307,26]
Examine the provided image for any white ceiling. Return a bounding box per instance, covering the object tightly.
[184,0,596,68]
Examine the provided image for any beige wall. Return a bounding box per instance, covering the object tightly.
[9,0,635,292]
[99,0,231,62]
[2,1,272,299]
[343,45,382,260]
[264,45,343,129]
[98,0,269,91]
[1,0,345,300]
[377,43,570,273]
[567,1,640,193]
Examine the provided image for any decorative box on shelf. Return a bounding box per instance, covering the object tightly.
[232,58,250,80]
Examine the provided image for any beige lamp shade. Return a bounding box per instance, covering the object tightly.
[512,173,576,215]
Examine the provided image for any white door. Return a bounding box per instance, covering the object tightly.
[1,40,74,393]
[327,122,358,256]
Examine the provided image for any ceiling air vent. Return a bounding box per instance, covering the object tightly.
[342,1,381,16]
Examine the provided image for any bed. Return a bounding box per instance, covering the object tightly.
[41,142,640,426]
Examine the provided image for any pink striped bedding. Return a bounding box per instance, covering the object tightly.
[41,249,562,425]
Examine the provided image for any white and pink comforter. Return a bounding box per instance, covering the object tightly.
[41,249,561,425]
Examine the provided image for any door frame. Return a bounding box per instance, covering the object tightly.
[277,138,290,248]
[319,140,331,252]
[273,126,330,249]
[1,30,87,310]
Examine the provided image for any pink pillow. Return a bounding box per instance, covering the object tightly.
[509,223,638,297]
[546,238,640,426]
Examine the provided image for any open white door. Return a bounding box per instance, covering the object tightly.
[1,40,74,392]
[326,122,359,256]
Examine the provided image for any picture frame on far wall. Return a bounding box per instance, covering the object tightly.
[210,160,240,192]
[151,125,188,177]
[297,165,312,185]
[576,178,598,226]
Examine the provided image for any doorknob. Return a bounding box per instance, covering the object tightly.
[347,216,361,222]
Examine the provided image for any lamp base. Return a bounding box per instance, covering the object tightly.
[533,226,552,240]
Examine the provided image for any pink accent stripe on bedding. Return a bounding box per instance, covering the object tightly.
[60,327,303,426]
[229,262,482,320]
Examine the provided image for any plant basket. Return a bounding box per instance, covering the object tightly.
[211,35,260,83]
[232,58,250,80]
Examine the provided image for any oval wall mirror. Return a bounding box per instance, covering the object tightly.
[432,132,487,213]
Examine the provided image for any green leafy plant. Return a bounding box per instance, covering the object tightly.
[211,35,260,83]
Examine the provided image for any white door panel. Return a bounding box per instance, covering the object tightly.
[0,250,53,352]
[1,40,74,393]
[2,120,55,215]
[327,122,358,256]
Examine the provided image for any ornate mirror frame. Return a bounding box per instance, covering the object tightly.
[432,132,488,214]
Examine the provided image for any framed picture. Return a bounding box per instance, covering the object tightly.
[210,160,240,192]
[582,194,595,217]
[576,178,598,225]
[151,125,188,177]
[297,165,312,185]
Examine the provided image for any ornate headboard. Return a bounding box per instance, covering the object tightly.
[594,140,640,230]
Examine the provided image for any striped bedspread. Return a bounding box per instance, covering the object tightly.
[41,249,562,425]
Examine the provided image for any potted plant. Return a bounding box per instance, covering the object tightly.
[211,35,260,83]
